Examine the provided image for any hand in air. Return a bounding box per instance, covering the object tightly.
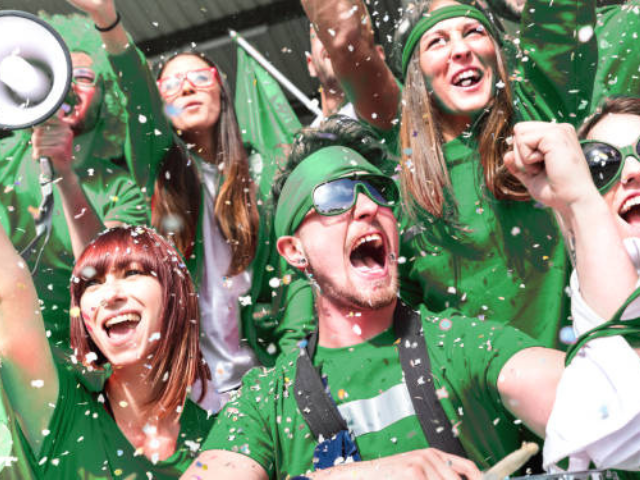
[66,0,117,26]
[504,121,600,214]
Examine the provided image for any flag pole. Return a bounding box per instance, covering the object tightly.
[230,29,322,117]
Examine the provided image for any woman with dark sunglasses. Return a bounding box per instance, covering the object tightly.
[503,99,640,471]
[66,0,310,413]
[304,0,597,348]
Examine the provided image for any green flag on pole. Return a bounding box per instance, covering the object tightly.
[234,45,302,201]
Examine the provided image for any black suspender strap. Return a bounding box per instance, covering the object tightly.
[294,329,348,439]
[394,302,467,457]
[294,301,467,458]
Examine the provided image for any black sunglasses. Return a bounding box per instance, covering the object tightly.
[580,136,640,193]
[312,175,399,216]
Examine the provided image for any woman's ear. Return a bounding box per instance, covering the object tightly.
[276,236,307,271]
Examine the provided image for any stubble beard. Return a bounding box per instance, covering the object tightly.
[307,262,398,311]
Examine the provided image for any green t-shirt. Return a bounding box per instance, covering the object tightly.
[0,129,149,348]
[203,305,539,478]
[18,363,214,479]
[400,137,571,348]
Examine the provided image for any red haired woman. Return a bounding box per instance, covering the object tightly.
[0,225,212,478]
[67,0,313,412]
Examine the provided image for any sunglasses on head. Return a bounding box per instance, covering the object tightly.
[312,175,399,216]
[580,136,640,193]
[157,66,219,98]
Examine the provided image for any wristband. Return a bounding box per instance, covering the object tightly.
[95,12,121,32]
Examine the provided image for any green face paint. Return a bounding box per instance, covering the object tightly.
[401,4,499,78]
[274,146,393,238]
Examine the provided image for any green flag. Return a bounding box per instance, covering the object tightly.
[234,44,302,200]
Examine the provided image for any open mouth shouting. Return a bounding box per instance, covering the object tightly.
[349,232,388,278]
[102,311,142,345]
[619,194,640,226]
[451,67,483,89]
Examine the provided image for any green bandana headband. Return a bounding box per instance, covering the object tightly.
[275,146,386,238]
[401,4,498,78]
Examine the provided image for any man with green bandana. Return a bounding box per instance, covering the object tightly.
[301,0,600,353]
[0,13,148,349]
[182,118,586,480]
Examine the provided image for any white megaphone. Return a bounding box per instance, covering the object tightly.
[0,11,73,267]
[0,10,72,130]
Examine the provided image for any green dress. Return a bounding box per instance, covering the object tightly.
[202,305,539,478]
[399,0,597,348]
[590,0,640,109]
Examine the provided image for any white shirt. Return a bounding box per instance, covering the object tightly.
[544,238,640,472]
[310,102,357,127]
[190,162,259,413]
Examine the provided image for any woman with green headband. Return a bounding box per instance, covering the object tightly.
[304,0,596,347]
[395,0,597,349]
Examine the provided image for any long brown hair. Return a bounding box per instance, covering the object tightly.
[398,1,527,221]
[155,53,259,276]
[69,226,210,418]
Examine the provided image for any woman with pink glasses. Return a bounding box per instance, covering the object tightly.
[67,0,311,413]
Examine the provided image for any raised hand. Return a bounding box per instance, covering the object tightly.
[504,121,600,215]
[66,0,120,37]
[31,111,74,175]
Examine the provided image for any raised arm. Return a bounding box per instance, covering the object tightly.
[31,113,123,258]
[185,448,480,480]
[0,222,58,455]
[68,0,174,195]
[516,0,597,125]
[301,0,399,130]
[504,121,637,319]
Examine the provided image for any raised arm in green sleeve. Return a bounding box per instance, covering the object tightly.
[109,45,174,195]
[515,0,597,125]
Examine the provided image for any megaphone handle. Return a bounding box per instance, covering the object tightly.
[38,156,53,194]
[20,156,55,273]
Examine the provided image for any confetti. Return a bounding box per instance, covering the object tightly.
[559,326,576,345]
[578,25,594,43]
